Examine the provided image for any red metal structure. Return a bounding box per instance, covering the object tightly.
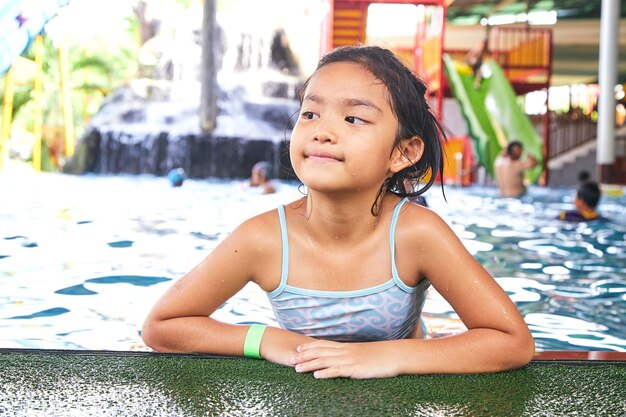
[491,27,553,95]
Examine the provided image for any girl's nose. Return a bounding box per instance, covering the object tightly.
[313,124,336,143]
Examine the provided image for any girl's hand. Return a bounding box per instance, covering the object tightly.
[290,340,400,379]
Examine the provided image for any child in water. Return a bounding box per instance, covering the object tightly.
[246,161,276,194]
[142,45,534,379]
[558,181,603,222]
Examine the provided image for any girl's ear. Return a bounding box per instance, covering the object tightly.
[390,136,424,173]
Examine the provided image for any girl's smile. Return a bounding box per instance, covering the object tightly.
[305,150,344,163]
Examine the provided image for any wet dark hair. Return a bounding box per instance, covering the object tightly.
[577,182,601,209]
[506,141,523,156]
[297,45,446,215]
[578,170,591,183]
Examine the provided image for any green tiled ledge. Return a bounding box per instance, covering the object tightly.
[1,349,624,416]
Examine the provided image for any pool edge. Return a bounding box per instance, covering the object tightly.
[533,350,626,361]
[2,347,625,363]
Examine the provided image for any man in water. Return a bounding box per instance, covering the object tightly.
[494,141,539,197]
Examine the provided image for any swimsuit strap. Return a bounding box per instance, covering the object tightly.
[268,205,289,297]
[390,198,414,292]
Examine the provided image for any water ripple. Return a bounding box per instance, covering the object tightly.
[0,176,624,352]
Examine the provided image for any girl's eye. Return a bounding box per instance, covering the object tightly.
[301,111,318,120]
[345,116,366,125]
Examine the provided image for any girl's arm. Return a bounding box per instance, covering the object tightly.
[141,212,315,365]
[292,205,535,378]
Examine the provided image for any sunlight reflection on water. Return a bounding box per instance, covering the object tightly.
[0,169,624,352]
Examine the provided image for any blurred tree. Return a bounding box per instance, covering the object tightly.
[1,4,141,170]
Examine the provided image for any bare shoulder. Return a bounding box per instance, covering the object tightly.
[217,206,285,290]
[397,201,453,238]
[230,207,281,249]
[391,201,465,285]
[394,200,466,256]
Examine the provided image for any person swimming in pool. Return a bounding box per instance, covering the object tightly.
[558,181,604,222]
[494,141,539,198]
[245,161,276,194]
[142,45,534,379]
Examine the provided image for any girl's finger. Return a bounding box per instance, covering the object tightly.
[313,365,353,379]
[291,346,344,365]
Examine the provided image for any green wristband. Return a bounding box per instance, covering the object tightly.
[243,324,267,359]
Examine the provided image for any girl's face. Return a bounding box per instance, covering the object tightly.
[290,62,400,195]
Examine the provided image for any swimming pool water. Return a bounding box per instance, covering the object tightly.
[1,165,625,352]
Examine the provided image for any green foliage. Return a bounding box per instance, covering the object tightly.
[3,8,141,169]
[0,84,32,118]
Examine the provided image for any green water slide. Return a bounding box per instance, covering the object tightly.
[443,54,543,183]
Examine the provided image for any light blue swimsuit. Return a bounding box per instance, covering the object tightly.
[267,198,430,342]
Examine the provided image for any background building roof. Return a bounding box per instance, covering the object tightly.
[447,0,626,23]
[445,0,626,86]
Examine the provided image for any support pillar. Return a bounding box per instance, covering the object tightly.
[200,0,217,133]
[596,0,620,183]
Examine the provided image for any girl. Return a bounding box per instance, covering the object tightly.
[142,45,535,379]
